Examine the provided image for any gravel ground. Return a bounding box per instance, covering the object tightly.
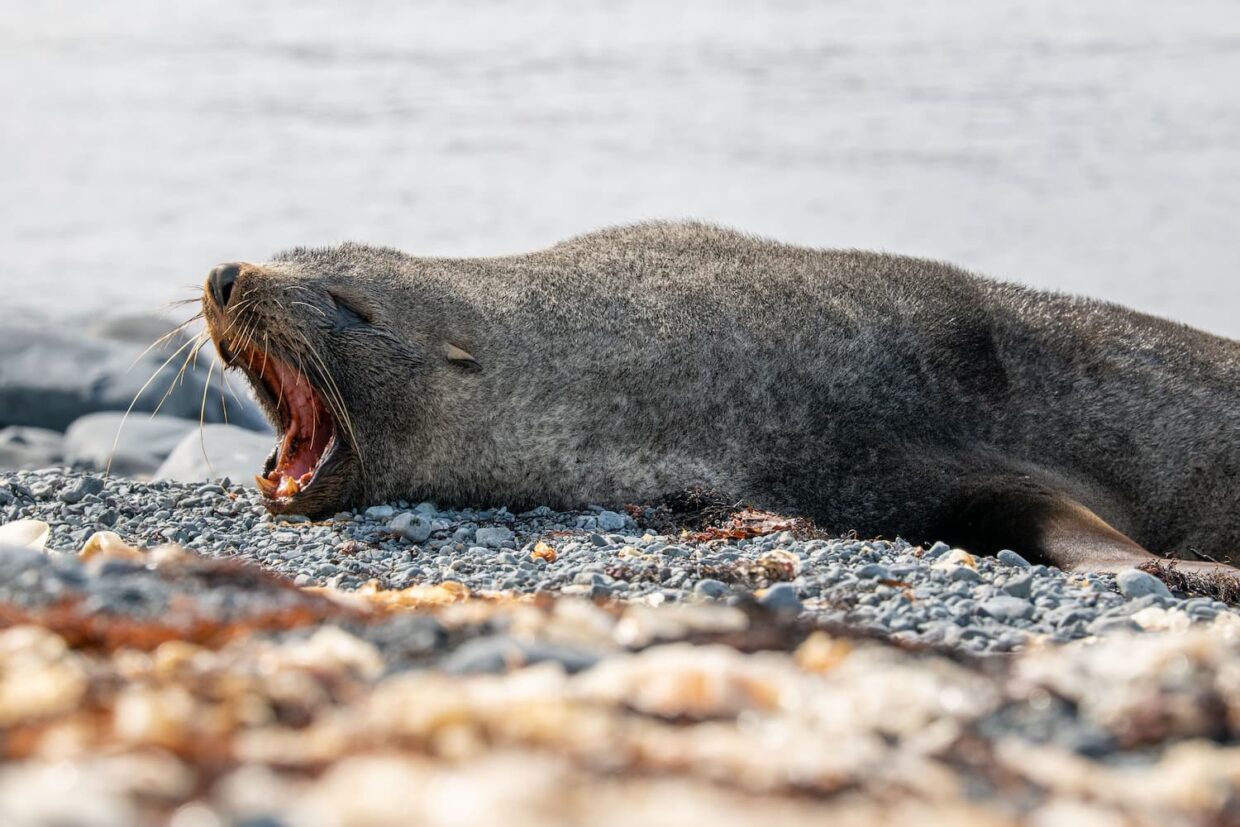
[7,468,1240,825]
[2,468,1234,656]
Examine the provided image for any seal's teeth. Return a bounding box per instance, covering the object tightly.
[256,475,278,498]
[275,475,302,498]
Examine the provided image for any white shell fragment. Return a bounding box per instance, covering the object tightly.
[0,519,51,552]
[80,531,145,561]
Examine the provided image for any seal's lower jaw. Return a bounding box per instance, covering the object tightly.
[258,437,345,517]
[221,339,347,516]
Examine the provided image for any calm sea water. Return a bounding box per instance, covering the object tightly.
[2,1,1238,335]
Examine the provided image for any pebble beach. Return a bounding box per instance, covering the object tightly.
[3,470,1233,654]
[5,0,1239,821]
[4,467,1240,825]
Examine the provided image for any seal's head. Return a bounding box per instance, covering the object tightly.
[200,248,456,517]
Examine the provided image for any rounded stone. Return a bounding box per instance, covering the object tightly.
[948,566,983,583]
[595,510,627,531]
[980,595,1035,621]
[855,563,892,580]
[759,583,803,615]
[1001,575,1034,599]
[474,526,515,548]
[1116,568,1172,600]
[389,512,432,543]
[693,578,728,598]
[996,549,1032,568]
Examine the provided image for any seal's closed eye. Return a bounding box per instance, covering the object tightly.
[328,291,373,329]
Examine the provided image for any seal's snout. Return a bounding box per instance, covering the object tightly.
[206,262,242,310]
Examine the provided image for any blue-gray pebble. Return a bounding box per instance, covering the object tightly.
[1116,569,1172,600]
[996,549,1032,568]
[759,583,803,614]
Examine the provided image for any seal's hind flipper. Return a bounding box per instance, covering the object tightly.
[921,477,1240,601]
[924,478,1158,573]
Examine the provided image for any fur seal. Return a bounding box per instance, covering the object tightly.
[201,222,1240,578]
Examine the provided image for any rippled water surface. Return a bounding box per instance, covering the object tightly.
[2,1,1238,334]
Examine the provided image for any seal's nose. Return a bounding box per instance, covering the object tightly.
[207,263,241,309]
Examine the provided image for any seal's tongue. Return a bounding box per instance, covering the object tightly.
[250,353,334,499]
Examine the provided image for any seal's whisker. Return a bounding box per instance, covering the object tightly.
[105,331,201,478]
[287,328,350,441]
[211,312,264,425]
[189,329,209,372]
[289,300,327,319]
[225,317,258,363]
[178,332,209,383]
[289,329,352,437]
[295,348,319,451]
[226,311,258,351]
[237,318,259,369]
[127,312,202,371]
[218,361,248,408]
[224,297,257,323]
[290,327,365,479]
[260,331,287,413]
[197,356,218,479]
[219,300,259,350]
[213,351,230,425]
[149,332,210,420]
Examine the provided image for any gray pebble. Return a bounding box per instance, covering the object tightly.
[855,563,892,580]
[57,476,104,504]
[980,596,1035,621]
[996,549,1032,568]
[694,578,728,598]
[595,510,627,531]
[1088,615,1143,635]
[759,583,803,614]
[1116,568,1172,600]
[475,526,515,548]
[949,566,983,583]
[389,512,432,543]
[1001,575,1033,599]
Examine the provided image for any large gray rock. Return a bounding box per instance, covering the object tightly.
[65,413,200,477]
[154,424,274,486]
[0,426,65,471]
[0,316,268,432]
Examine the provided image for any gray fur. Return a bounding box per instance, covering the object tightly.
[204,222,1240,565]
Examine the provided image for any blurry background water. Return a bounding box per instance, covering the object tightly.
[2,0,1237,334]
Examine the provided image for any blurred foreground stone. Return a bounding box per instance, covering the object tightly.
[0,316,267,434]
[0,535,1239,826]
[64,413,200,477]
[0,427,63,471]
[154,424,274,486]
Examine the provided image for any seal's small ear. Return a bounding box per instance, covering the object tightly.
[444,342,481,372]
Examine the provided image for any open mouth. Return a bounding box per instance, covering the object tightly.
[226,341,338,501]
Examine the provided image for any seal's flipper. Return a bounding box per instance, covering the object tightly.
[925,479,1157,572]
[921,478,1240,603]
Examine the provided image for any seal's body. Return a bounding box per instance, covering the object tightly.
[202,222,1240,574]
